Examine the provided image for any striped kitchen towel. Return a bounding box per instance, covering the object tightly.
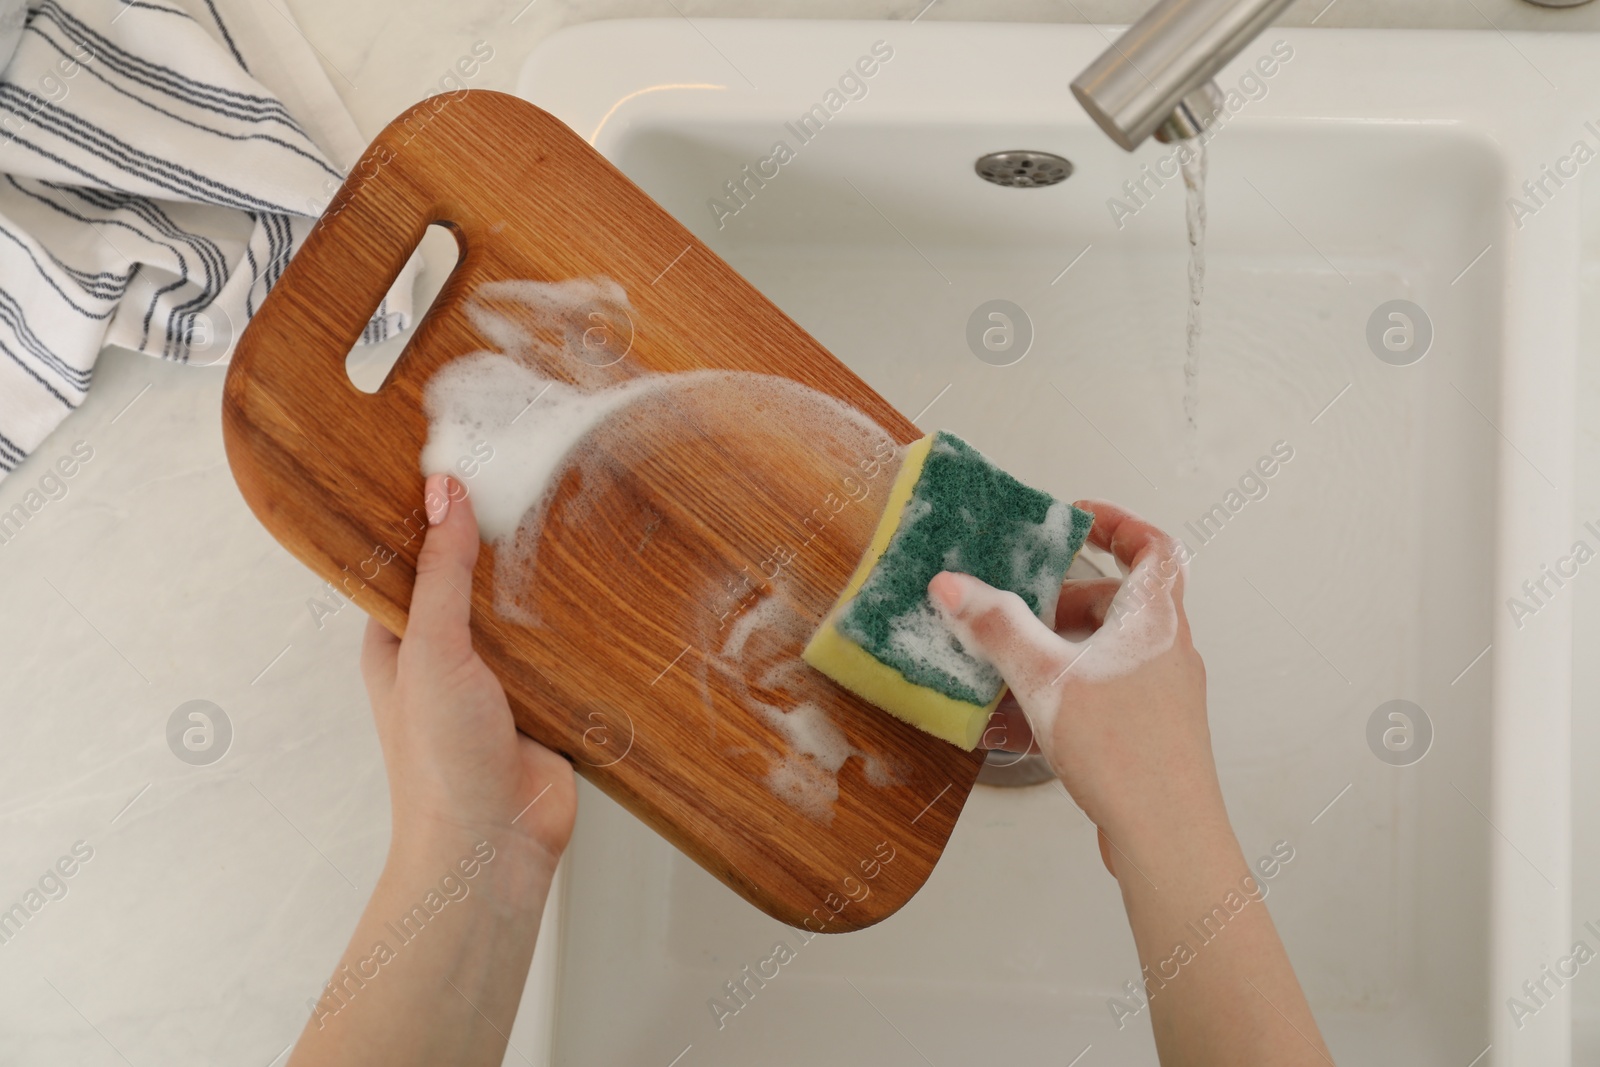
[0,0,418,477]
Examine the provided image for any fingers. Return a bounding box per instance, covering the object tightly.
[1054,576,1122,637]
[1073,499,1186,603]
[1074,499,1171,568]
[929,571,1073,700]
[406,473,482,655]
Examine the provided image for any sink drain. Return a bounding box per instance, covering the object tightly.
[978,750,1059,787]
[974,150,1074,188]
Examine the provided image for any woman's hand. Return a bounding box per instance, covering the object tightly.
[360,472,576,868]
[291,473,575,1067]
[940,500,1332,1066]
[938,500,1216,851]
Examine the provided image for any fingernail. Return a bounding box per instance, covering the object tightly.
[928,571,970,615]
[424,472,450,525]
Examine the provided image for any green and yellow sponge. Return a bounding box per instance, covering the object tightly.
[803,431,1093,750]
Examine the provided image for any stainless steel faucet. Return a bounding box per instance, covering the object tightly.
[1070,0,1296,151]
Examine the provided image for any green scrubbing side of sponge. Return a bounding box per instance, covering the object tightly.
[802,430,1093,749]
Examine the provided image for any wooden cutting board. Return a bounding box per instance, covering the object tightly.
[222,90,985,932]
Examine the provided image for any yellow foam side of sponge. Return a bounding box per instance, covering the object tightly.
[802,435,998,751]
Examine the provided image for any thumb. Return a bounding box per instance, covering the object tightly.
[405,472,481,655]
[928,571,1075,703]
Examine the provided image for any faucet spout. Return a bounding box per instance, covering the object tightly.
[1070,0,1294,151]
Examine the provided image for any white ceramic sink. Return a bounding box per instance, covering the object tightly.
[516,20,1594,1066]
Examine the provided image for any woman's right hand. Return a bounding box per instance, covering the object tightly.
[930,501,1222,860]
[940,502,1335,1065]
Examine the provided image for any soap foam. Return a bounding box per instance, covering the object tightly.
[708,586,898,824]
[420,275,901,820]
[752,700,851,818]
[466,276,634,390]
[884,597,1002,699]
[722,591,795,664]
[421,277,893,625]
[420,352,663,541]
[1010,498,1074,626]
[861,490,1008,701]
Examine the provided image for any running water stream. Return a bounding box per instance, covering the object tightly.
[1180,136,1207,471]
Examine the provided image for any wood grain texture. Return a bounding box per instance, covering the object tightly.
[221,90,983,932]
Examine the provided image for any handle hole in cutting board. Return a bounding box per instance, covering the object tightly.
[345,222,463,393]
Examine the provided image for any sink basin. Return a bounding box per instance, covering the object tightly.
[515,20,1590,1066]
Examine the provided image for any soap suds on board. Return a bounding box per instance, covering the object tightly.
[420,275,901,822]
[421,276,891,627]
[721,592,791,664]
[706,585,898,824]
[466,276,634,385]
[420,353,662,542]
